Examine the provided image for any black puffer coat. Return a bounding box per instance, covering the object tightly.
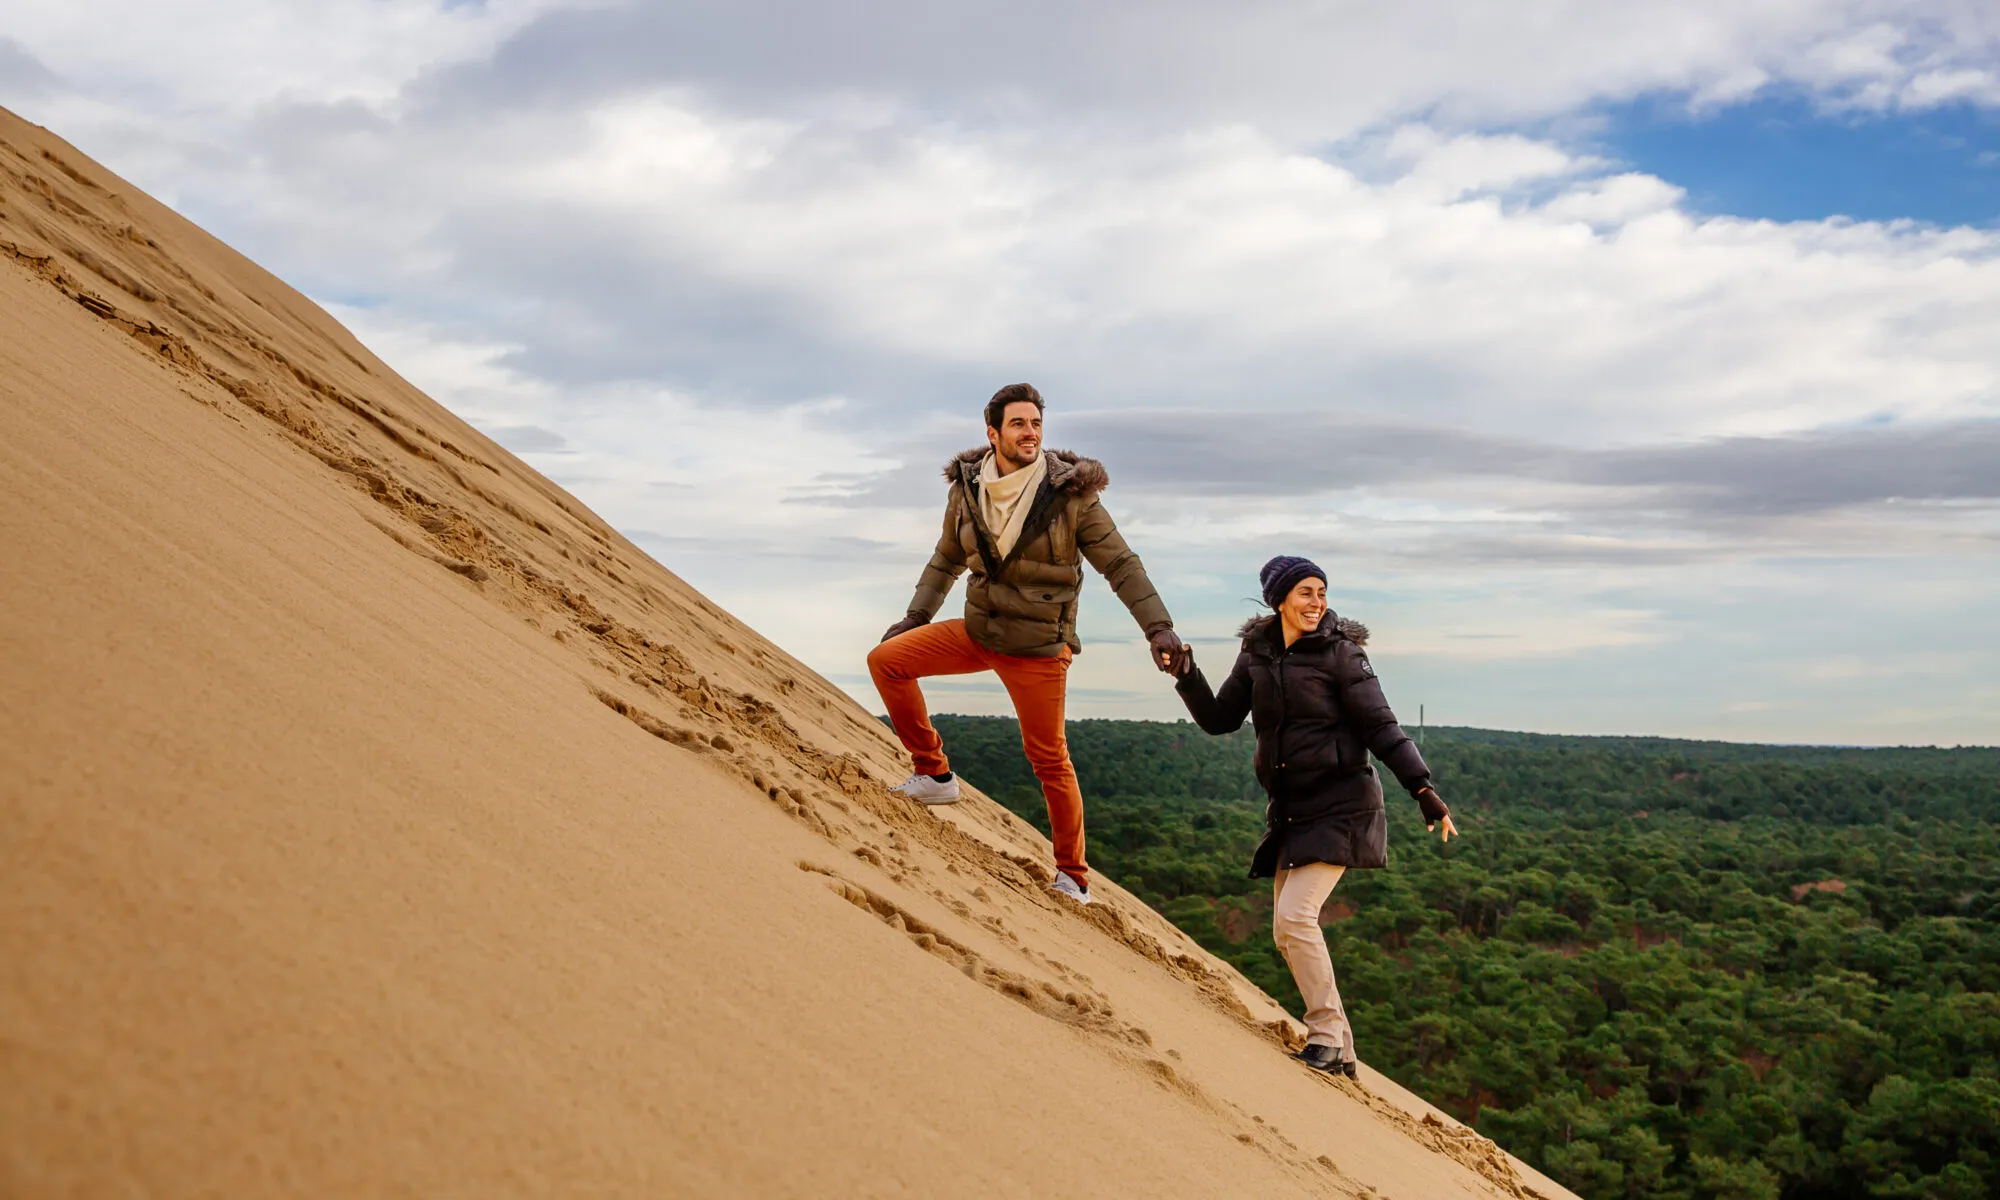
[1176,614,1445,876]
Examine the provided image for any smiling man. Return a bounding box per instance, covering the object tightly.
[866,383,1189,904]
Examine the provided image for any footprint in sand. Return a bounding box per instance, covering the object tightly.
[794,861,1153,1049]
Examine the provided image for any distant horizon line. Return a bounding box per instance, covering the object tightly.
[919,713,1999,753]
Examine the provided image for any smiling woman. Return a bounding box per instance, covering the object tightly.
[1169,555,1452,1076]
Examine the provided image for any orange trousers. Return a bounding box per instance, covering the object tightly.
[867,619,1087,887]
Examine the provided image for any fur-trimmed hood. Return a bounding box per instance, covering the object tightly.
[943,448,1108,497]
[905,442,1170,656]
[1235,613,1369,650]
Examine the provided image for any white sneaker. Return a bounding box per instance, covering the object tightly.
[1048,872,1093,905]
[891,772,962,805]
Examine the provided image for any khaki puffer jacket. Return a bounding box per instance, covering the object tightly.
[906,448,1172,658]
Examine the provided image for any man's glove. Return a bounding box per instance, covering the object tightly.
[881,612,930,643]
[1414,784,1449,824]
[1146,624,1193,676]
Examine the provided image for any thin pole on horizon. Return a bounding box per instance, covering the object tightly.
[1419,704,1425,748]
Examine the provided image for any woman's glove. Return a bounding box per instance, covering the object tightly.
[880,612,930,643]
[1414,783,1449,823]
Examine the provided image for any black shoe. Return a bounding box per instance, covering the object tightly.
[1297,1045,1359,1078]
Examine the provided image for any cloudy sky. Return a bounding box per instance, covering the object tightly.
[4,1,1997,744]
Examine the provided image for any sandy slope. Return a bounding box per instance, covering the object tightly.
[0,106,1575,1199]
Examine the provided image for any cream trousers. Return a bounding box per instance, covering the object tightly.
[1272,862,1352,1054]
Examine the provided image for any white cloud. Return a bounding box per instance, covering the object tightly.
[1900,67,2000,107]
[273,95,2000,446]
[1382,127,1591,200]
[0,0,578,112]
[1540,173,1686,226]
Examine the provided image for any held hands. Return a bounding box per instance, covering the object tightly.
[1147,626,1193,676]
[880,612,930,643]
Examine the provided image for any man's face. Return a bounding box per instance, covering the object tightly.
[986,401,1043,468]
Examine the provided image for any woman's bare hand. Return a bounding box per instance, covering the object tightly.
[1427,814,1460,842]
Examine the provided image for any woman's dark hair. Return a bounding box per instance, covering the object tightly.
[985,383,1044,430]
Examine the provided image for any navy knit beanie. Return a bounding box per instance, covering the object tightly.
[1260,555,1326,610]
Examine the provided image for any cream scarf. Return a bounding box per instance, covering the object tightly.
[978,449,1048,560]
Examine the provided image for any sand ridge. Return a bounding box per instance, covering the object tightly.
[0,105,1573,1199]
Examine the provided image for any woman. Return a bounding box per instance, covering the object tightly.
[1173,556,1456,1077]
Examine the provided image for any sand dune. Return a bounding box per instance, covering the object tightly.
[0,106,1574,1199]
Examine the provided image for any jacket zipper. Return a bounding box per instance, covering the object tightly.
[1274,646,1288,810]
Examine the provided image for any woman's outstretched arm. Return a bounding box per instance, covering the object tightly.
[1174,651,1253,735]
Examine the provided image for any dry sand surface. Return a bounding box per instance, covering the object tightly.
[0,105,1577,1199]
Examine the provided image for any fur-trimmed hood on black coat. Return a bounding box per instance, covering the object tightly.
[1235,613,1370,648]
[1175,612,1442,875]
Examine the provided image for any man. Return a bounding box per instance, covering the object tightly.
[867,383,1189,905]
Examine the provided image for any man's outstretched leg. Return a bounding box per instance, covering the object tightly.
[994,648,1090,902]
[866,619,990,803]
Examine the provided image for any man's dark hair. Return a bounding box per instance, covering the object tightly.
[985,383,1044,431]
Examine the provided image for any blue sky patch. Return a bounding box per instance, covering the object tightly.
[1595,93,2000,229]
